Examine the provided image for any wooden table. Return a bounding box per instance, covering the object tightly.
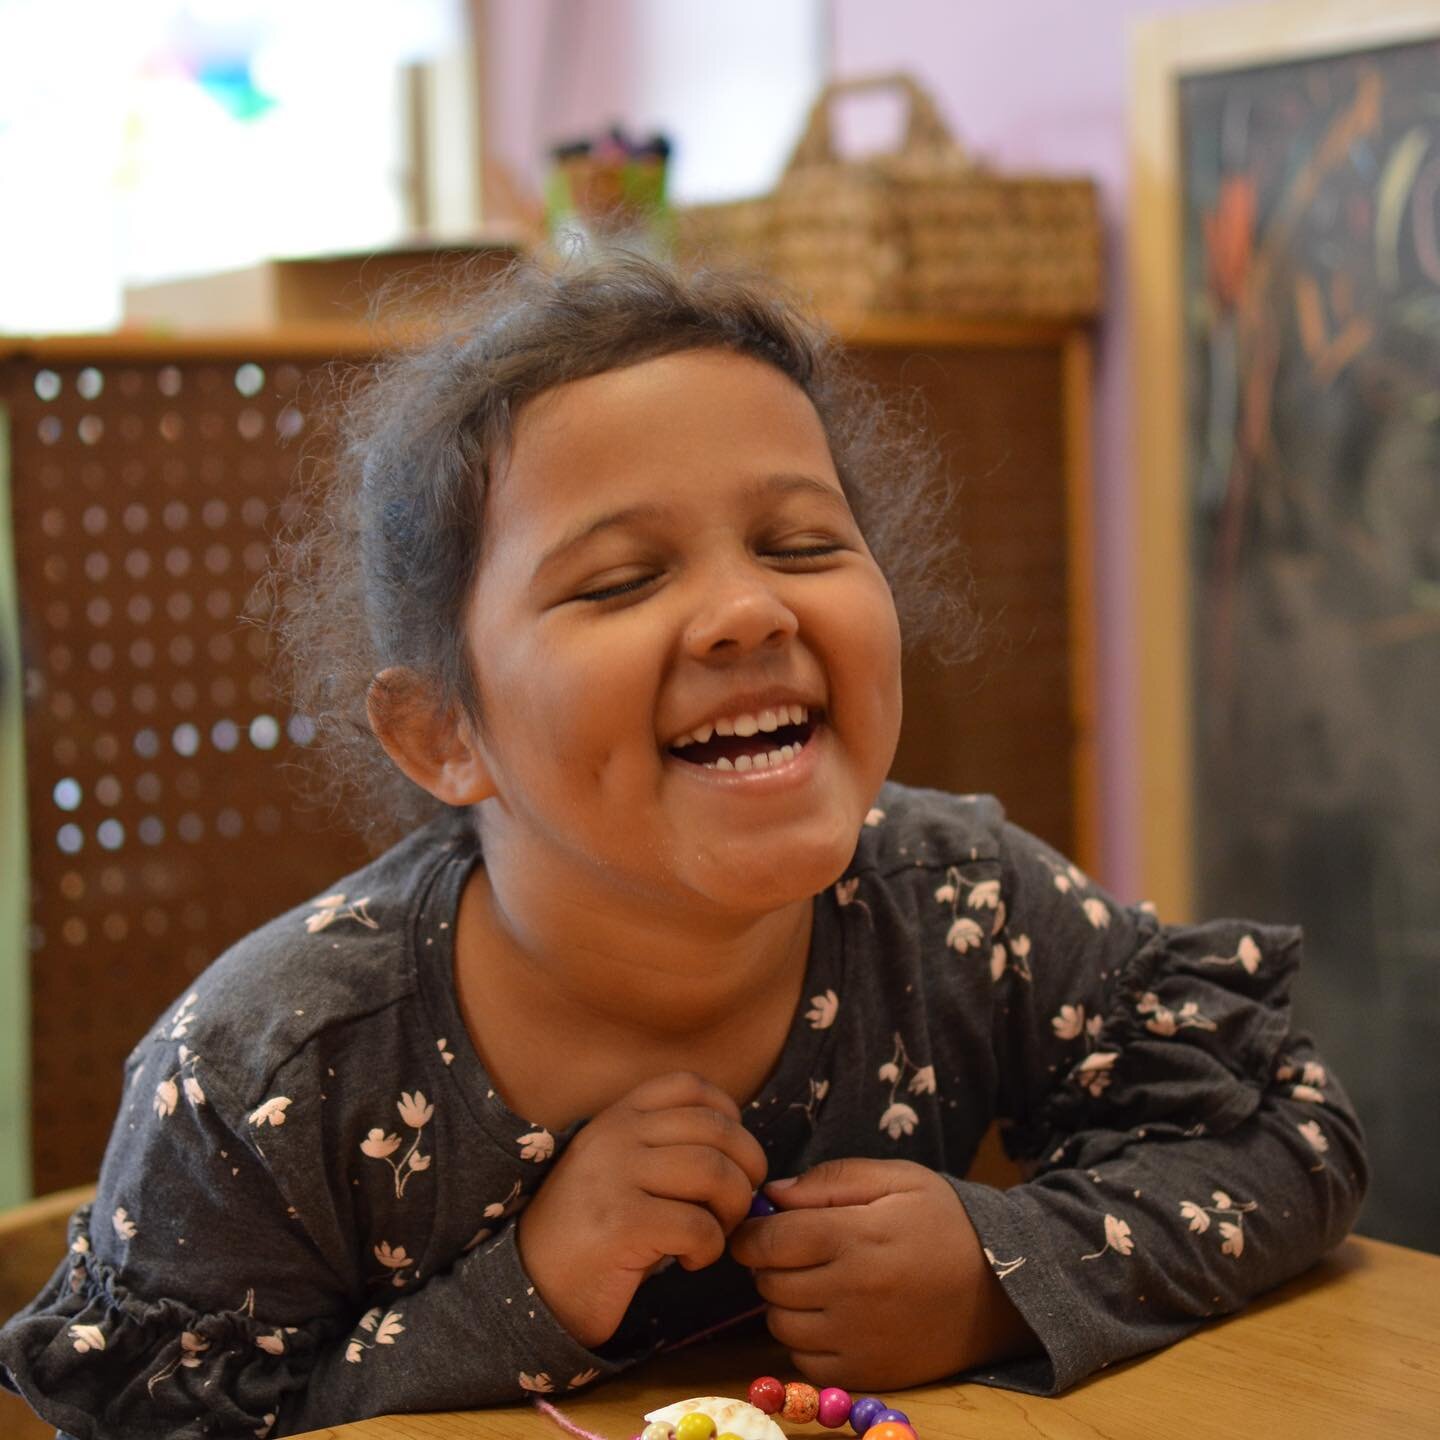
[294,1236,1440,1439]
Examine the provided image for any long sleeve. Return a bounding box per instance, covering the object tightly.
[946,824,1368,1393]
[0,1026,622,1439]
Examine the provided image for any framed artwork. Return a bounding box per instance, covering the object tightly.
[1131,0,1440,1247]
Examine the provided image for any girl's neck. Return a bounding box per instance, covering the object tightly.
[452,853,814,1130]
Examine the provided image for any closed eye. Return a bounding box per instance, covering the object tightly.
[572,574,658,603]
[766,543,845,562]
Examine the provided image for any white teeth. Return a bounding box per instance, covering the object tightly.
[733,714,759,737]
[715,756,734,771]
[715,716,735,736]
[690,722,714,745]
[734,753,753,772]
[789,703,807,725]
[767,749,785,766]
[753,751,770,769]
[779,745,794,761]
[702,761,716,769]
[757,709,779,732]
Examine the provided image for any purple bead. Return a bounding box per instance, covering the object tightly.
[873,1409,911,1428]
[817,1387,851,1429]
[748,1192,778,1218]
[849,1397,884,1434]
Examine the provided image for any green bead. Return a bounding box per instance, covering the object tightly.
[675,1414,717,1440]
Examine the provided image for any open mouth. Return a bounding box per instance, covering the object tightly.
[667,708,821,772]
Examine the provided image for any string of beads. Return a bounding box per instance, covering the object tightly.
[634,1379,917,1440]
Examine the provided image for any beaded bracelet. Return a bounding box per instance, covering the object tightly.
[634,1381,917,1440]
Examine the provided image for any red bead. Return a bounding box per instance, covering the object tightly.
[781,1382,820,1423]
[861,1425,917,1440]
[747,1376,784,1415]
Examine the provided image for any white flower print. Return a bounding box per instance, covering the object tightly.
[518,1130,555,1164]
[1137,992,1218,1036]
[835,877,860,906]
[1291,1084,1325,1104]
[984,1246,1027,1279]
[397,1091,434,1128]
[520,1372,555,1393]
[934,882,957,905]
[168,992,199,1041]
[1081,1212,1134,1261]
[968,879,1001,910]
[864,807,886,827]
[346,1309,405,1363]
[568,1368,601,1390]
[305,893,379,933]
[1302,1061,1327,1086]
[372,1241,413,1288]
[248,1096,292,1128]
[154,1078,179,1118]
[255,1332,286,1356]
[256,1416,277,1439]
[879,1102,918,1139]
[437,1037,456,1066]
[990,944,1007,982]
[1051,1004,1086,1041]
[805,989,839,1029]
[1199,934,1262,975]
[70,1324,106,1353]
[1177,1189,1257,1258]
[1082,897,1111,929]
[466,1181,527,1251]
[362,1093,436,1197]
[1073,1050,1118,1097]
[1298,1120,1329,1154]
[946,917,984,953]
[112,1207,137,1240]
[183,1076,206,1106]
[147,1329,213,1394]
[875,1032,935,1139]
[362,1129,402,1160]
[790,1077,830,1129]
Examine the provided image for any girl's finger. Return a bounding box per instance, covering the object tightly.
[751,1264,829,1311]
[730,1207,845,1271]
[635,1105,768,1188]
[633,1144,756,1231]
[624,1071,742,1122]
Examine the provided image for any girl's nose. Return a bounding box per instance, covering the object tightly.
[682,569,800,659]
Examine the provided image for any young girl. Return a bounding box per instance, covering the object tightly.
[1,255,1366,1438]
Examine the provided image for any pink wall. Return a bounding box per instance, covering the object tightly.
[831,0,1236,899]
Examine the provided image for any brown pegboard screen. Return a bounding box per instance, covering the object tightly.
[5,329,1089,1196]
[7,348,372,1193]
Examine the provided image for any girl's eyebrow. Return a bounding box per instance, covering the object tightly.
[532,471,846,577]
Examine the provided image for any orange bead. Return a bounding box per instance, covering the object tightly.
[861,1425,917,1440]
[781,1381,820,1423]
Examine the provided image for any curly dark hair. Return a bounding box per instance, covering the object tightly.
[266,250,976,847]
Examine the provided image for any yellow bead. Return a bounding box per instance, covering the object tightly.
[717,1434,745,1440]
[675,1414,717,1440]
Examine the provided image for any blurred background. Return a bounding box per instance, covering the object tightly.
[1,0,1436,1267]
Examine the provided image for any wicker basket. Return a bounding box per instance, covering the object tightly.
[678,74,1102,320]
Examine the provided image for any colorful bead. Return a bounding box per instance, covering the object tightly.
[748,1192,778,1218]
[747,1376,785,1414]
[639,1426,674,1440]
[873,1409,911,1427]
[817,1386,852,1428]
[850,1397,885,1434]
[716,1434,745,1440]
[861,1425,917,1440]
[675,1414,716,1440]
[781,1381,820,1424]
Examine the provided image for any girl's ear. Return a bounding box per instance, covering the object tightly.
[366,667,495,806]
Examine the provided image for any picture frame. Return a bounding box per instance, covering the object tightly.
[1128,0,1440,920]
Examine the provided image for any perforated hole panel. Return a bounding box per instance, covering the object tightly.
[6,347,373,1193]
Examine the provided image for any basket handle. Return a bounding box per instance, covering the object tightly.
[783,72,959,173]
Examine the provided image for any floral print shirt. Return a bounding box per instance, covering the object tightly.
[0,785,1367,1438]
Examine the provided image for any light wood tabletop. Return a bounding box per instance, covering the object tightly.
[292,1235,1440,1440]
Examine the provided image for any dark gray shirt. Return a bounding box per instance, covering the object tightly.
[0,784,1368,1438]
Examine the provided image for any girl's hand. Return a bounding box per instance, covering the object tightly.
[729,1158,1037,1389]
[516,1071,769,1348]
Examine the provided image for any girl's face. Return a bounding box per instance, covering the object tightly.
[464,348,903,919]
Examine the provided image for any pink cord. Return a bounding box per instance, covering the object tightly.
[532,1397,618,1440]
